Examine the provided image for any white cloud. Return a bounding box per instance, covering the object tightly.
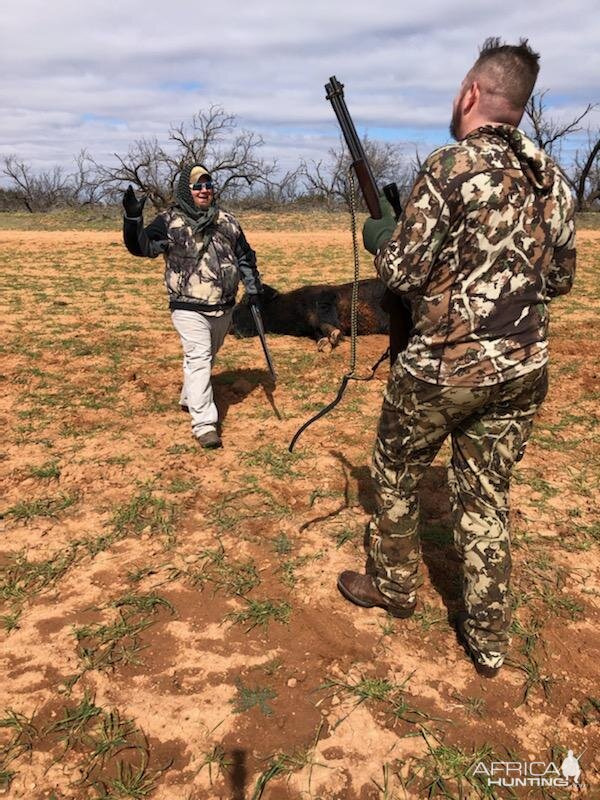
[0,0,598,174]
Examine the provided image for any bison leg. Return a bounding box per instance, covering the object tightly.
[315,292,344,349]
[328,327,343,347]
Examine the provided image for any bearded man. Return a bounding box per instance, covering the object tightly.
[338,39,576,677]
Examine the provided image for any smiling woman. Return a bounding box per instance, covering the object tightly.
[122,162,264,448]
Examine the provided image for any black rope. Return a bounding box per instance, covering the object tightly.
[288,375,350,453]
[287,349,390,453]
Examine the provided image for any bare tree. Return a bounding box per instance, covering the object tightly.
[68,149,109,206]
[0,187,26,212]
[94,136,174,209]
[170,107,276,197]
[266,167,304,205]
[525,90,597,159]
[300,135,415,211]
[573,131,600,211]
[523,90,600,211]
[2,151,108,211]
[2,156,75,212]
[93,105,277,209]
[227,166,304,210]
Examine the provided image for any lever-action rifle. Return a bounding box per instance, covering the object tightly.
[325,75,411,364]
[250,304,277,382]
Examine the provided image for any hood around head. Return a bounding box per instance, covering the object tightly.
[176,163,212,209]
[471,124,555,194]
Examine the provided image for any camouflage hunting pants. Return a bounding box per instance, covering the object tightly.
[369,363,548,668]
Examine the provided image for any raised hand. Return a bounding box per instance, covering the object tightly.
[122,185,147,218]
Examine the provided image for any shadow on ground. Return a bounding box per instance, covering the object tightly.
[213,367,279,424]
[228,748,247,800]
[331,451,463,618]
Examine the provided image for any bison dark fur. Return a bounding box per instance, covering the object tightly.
[232,279,392,349]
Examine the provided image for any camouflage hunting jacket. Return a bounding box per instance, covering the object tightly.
[376,124,576,386]
[123,208,261,314]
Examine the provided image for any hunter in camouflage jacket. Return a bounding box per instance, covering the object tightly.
[376,124,576,385]
[123,195,261,315]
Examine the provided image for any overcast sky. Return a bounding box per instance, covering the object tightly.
[1,0,599,178]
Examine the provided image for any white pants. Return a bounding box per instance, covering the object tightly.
[171,309,232,437]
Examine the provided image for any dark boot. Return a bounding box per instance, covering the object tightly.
[196,430,222,449]
[337,571,415,619]
[455,612,502,679]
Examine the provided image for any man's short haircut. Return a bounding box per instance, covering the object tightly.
[468,37,540,115]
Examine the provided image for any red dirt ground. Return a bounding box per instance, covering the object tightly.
[0,223,598,799]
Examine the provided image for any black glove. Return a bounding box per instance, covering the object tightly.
[248,293,262,308]
[122,185,147,218]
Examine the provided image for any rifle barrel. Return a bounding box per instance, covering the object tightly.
[325,75,381,218]
[326,78,368,159]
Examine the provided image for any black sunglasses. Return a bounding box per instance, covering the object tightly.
[190,181,214,191]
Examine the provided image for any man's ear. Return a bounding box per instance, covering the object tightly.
[463,81,480,115]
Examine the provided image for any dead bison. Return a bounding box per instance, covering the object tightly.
[231,279,390,350]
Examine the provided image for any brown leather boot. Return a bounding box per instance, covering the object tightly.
[337,571,415,619]
[455,612,502,679]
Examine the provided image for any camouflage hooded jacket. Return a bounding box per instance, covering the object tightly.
[123,200,261,314]
[377,124,576,386]
[160,207,260,313]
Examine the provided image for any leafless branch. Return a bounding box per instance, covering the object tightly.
[299,135,415,211]
[525,90,597,157]
[573,131,600,210]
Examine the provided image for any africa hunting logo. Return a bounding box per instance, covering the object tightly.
[471,749,584,789]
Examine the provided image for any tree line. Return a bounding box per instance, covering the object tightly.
[1,93,598,214]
